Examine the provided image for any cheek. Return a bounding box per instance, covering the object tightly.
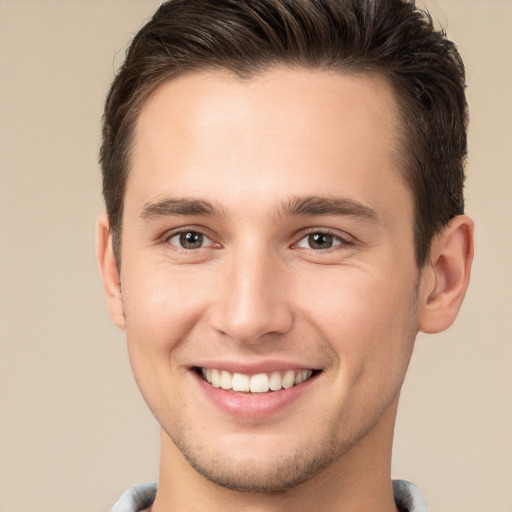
[298,264,418,374]
[120,261,213,369]
[120,265,204,416]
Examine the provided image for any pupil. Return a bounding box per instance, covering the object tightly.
[309,233,333,249]
[180,231,203,249]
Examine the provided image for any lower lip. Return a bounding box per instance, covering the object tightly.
[192,371,317,418]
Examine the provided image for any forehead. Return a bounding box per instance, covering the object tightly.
[134,67,402,152]
[128,67,409,219]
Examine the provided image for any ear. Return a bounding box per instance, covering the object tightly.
[96,214,125,330]
[418,215,474,334]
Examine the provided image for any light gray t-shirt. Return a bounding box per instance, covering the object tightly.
[110,479,428,511]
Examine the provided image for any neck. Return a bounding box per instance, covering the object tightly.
[151,398,400,512]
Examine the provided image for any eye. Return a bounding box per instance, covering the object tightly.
[296,232,344,250]
[167,230,213,250]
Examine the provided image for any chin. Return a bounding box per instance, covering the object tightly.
[169,423,362,494]
[184,448,339,493]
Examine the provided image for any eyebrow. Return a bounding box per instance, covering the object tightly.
[139,197,227,220]
[277,195,379,222]
[139,195,379,223]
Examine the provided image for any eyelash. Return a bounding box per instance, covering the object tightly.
[164,228,217,251]
[293,229,355,251]
[163,227,355,252]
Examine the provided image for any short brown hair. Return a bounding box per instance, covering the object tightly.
[100,0,467,267]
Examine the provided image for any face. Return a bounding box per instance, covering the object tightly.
[114,68,422,491]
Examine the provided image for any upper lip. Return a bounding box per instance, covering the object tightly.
[191,360,321,375]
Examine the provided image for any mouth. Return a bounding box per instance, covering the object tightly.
[194,367,320,394]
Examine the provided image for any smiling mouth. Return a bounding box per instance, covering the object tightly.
[195,367,320,393]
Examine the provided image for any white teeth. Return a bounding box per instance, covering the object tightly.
[200,367,315,393]
[269,371,282,391]
[232,373,250,392]
[220,370,232,390]
[294,369,312,385]
[250,373,269,393]
[282,370,295,389]
[211,368,221,388]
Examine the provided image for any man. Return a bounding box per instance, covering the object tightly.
[97,0,473,510]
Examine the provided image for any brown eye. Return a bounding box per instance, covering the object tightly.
[168,231,208,249]
[296,232,343,250]
[308,233,333,249]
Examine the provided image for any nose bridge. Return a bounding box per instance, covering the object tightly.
[211,240,292,343]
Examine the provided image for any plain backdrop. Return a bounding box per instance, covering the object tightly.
[0,1,511,511]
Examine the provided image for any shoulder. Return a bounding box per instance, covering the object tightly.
[393,480,428,512]
[110,479,426,511]
[110,482,157,512]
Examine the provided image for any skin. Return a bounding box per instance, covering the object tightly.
[97,68,473,511]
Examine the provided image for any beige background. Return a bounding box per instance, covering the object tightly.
[0,1,510,511]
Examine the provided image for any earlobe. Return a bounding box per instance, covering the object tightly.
[418,215,474,334]
[96,214,125,330]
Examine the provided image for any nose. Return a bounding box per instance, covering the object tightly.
[209,247,294,345]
